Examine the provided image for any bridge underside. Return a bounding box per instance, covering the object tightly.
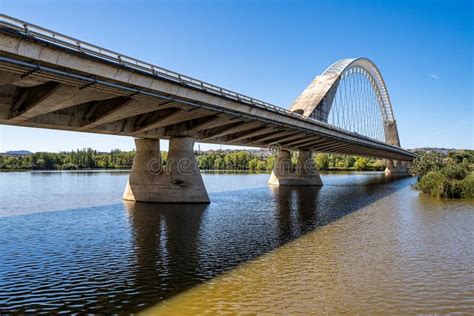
[0,58,411,160]
[0,21,415,203]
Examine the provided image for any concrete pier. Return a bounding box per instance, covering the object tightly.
[384,159,409,176]
[123,138,209,203]
[268,150,323,186]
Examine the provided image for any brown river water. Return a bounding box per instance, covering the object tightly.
[0,171,473,314]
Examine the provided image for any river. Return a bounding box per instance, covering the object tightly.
[0,171,473,314]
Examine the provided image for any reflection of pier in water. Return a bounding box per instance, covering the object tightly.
[122,175,410,311]
[271,186,321,241]
[125,202,207,304]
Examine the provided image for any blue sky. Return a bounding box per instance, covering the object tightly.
[0,0,472,152]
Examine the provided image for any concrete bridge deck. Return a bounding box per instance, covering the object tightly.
[0,15,414,161]
[0,15,415,203]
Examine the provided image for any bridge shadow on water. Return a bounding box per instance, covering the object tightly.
[0,173,413,313]
[124,174,412,313]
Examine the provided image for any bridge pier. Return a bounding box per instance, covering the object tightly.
[123,138,210,203]
[384,159,409,176]
[268,150,323,186]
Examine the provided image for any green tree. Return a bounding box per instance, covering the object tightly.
[224,154,234,169]
[413,151,473,199]
[266,155,275,171]
[442,162,469,180]
[257,160,267,171]
[372,160,386,171]
[336,160,346,168]
[409,152,445,177]
[248,158,258,171]
[460,173,474,198]
[354,157,369,171]
[315,153,329,170]
[345,156,355,168]
[214,157,225,169]
[197,155,211,169]
[161,151,168,166]
[416,171,448,197]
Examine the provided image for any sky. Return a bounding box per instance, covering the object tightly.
[0,0,472,152]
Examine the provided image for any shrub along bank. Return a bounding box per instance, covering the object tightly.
[409,151,474,199]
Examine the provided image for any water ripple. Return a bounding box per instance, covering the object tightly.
[0,173,472,314]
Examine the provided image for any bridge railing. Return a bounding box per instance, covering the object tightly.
[0,14,408,152]
[0,15,298,115]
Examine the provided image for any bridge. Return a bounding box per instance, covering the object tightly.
[0,14,415,203]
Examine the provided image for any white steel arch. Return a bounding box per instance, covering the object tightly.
[289,57,399,145]
[290,58,396,123]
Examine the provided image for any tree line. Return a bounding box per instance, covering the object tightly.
[197,151,385,171]
[0,148,386,172]
[0,149,135,170]
[3,147,472,198]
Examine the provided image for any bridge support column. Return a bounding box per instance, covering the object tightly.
[384,159,409,176]
[123,138,209,203]
[268,149,292,185]
[268,150,323,186]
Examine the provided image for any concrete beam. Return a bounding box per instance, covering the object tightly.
[315,141,356,151]
[0,70,21,85]
[247,130,296,145]
[81,96,131,123]
[281,136,323,148]
[188,116,235,132]
[228,126,276,143]
[306,142,356,152]
[303,138,340,150]
[269,133,309,146]
[133,109,213,134]
[0,85,16,119]
[296,139,366,153]
[0,70,46,88]
[10,82,60,118]
[201,121,261,140]
[79,99,176,130]
[9,83,116,123]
